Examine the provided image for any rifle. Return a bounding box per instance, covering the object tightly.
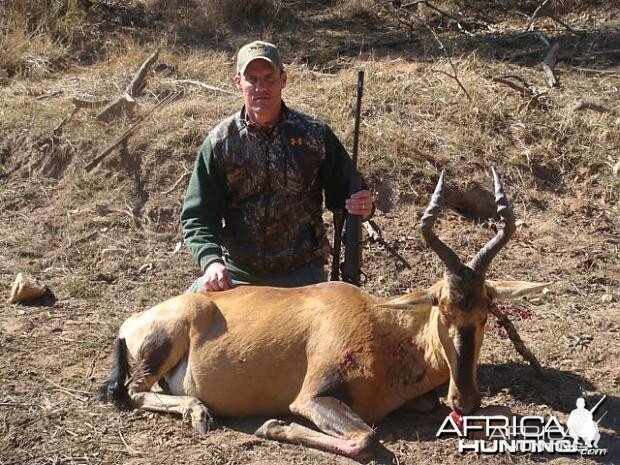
[340,70,365,286]
[330,209,344,281]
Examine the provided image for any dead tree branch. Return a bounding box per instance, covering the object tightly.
[427,26,473,102]
[541,42,560,87]
[490,76,547,110]
[72,97,110,110]
[492,77,529,96]
[96,49,159,122]
[53,106,79,137]
[96,95,136,122]
[489,305,543,375]
[524,0,550,33]
[85,92,180,172]
[550,15,586,37]
[364,220,412,270]
[168,79,236,95]
[573,67,620,75]
[126,49,160,98]
[571,101,614,114]
[400,0,487,32]
[161,164,190,195]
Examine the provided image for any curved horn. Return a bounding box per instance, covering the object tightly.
[420,171,465,275]
[467,168,516,276]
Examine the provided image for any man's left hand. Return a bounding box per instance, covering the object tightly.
[345,190,374,220]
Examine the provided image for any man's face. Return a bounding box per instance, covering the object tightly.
[234,59,287,126]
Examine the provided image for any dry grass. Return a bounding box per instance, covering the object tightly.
[1,1,619,464]
[0,0,85,78]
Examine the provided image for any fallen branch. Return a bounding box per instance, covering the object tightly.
[550,15,586,36]
[161,167,190,195]
[72,97,110,109]
[571,101,614,114]
[509,47,548,61]
[118,429,143,456]
[126,49,160,98]
[591,48,620,56]
[573,67,619,75]
[524,0,550,33]
[541,42,560,87]
[96,95,136,122]
[53,106,79,136]
[85,92,180,172]
[96,49,159,122]
[400,0,487,31]
[491,77,530,96]
[489,305,543,375]
[427,26,473,102]
[364,220,412,270]
[534,32,550,47]
[36,90,63,100]
[169,79,236,95]
[490,75,548,110]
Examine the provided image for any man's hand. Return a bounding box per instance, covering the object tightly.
[202,261,233,291]
[345,189,374,219]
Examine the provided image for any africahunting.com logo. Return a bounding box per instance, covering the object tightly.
[437,396,608,456]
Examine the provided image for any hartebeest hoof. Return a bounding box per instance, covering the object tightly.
[183,400,214,434]
[355,437,398,465]
[255,418,287,438]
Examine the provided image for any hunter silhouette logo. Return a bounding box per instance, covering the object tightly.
[289,137,303,146]
[567,396,606,448]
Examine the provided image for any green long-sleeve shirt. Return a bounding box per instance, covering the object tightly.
[181,105,367,275]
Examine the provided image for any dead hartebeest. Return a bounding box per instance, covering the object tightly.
[100,169,547,460]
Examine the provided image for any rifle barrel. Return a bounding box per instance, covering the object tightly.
[342,70,364,286]
[351,70,364,167]
[589,395,607,414]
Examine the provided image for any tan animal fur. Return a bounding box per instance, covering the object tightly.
[100,170,548,461]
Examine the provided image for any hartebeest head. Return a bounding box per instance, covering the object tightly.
[380,169,546,414]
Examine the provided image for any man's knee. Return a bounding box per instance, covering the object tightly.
[186,276,206,294]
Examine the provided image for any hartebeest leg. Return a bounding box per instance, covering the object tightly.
[256,396,394,462]
[130,391,214,434]
[124,352,214,434]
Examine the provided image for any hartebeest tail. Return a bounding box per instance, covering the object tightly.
[98,337,132,409]
[99,169,549,462]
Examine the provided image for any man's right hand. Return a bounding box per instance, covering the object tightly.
[201,261,233,291]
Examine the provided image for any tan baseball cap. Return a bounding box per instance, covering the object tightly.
[236,41,283,75]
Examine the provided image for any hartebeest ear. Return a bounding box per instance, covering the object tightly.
[375,290,437,311]
[486,280,551,301]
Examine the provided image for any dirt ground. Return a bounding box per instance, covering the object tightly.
[1,1,619,464]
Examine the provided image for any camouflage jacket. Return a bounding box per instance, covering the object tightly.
[181,103,359,275]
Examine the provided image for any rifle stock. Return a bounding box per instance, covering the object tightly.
[341,70,364,286]
[330,209,344,281]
